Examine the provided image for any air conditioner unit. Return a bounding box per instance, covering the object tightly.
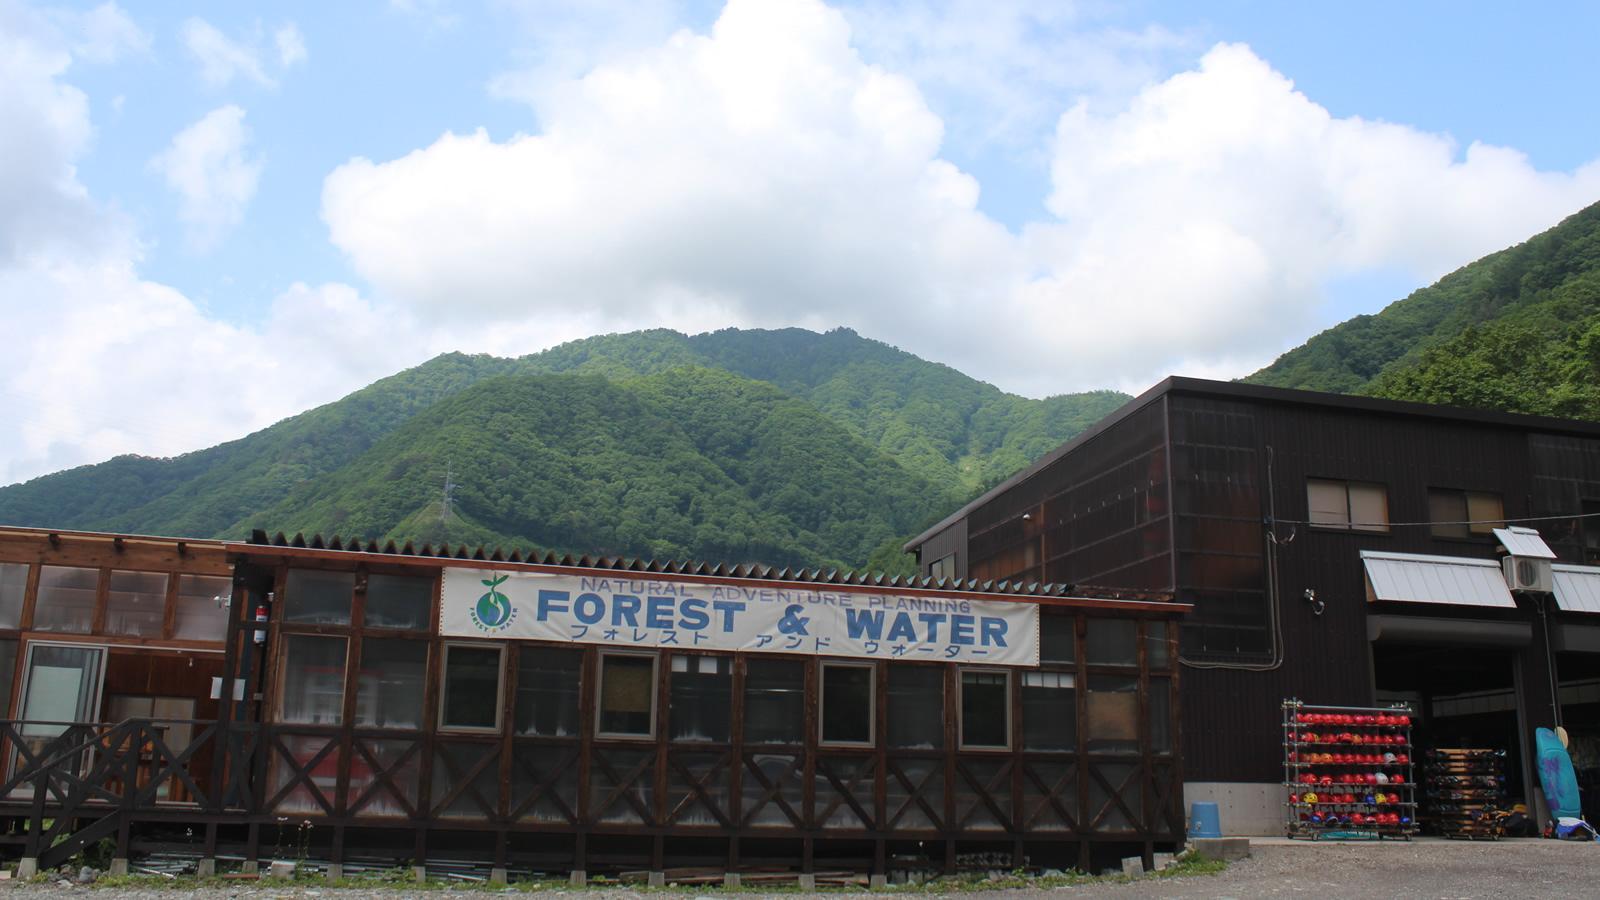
[1502,555,1553,593]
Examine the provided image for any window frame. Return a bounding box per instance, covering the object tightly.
[594,649,659,741]
[1427,487,1505,539]
[666,652,733,743]
[957,666,1012,751]
[436,641,506,734]
[818,660,876,748]
[1306,477,1390,533]
[275,633,351,726]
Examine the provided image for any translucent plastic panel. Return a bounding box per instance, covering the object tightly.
[174,574,231,640]
[1145,620,1170,669]
[363,573,432,630]
[597,654,654,737]
[271,735,337,814]
[960,670,1009,749]
[345,738,421,817]
[33,566,97,633]
[1085,675,1138,754]
[354,639,427,729]
[886,666,943,750]
[432,742,500,819]
[668,655,730,742]
[105,570,168,636]
[1040,613,1075,664]
[0,563,27,628]
[820,663,872,745]
[514,647,581,737]
[283,569,353,625]
[1085,619,1138,666]
[280,636,347,725]
[1149,676,1172,754]
[744,659,803,745]
[1021,671,1076,752]
[441,645,502,731]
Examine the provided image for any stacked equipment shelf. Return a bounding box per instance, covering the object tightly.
[1282,700,1418,841]
[1424,748,1507,839]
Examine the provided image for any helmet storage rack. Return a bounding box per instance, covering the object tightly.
[1282,699,1418,841]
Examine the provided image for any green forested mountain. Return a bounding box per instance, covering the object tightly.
[1247,200,1600,416]
[0,328,1126,572]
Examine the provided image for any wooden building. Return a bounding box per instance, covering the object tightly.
[0,526,1186,880]
[905,377,1600,834]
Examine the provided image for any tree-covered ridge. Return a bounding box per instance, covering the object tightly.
[0,327,1125,572]
[1246,200,1600,399]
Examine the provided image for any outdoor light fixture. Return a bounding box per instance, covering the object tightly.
[1304,588,1325,616]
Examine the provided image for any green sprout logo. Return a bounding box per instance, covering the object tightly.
[472,573,515,631]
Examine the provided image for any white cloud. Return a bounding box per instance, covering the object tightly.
[323,3,1600,397]
[274,23,306,67]
[149,105,263,251]
[179,17,305,89]
[0,7,413,486]
[61,2,148,64]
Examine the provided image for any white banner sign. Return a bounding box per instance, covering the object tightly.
[440,568,1039,666]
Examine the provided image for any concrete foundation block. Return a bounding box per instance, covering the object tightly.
[241,861,259,875]
[16,858,38,879]
[569,870,587,887]
[1121,857,1143,877]
[267,860,296,879]
[196,859,216,877]
[108,859,127,877]
[798,873,816,890]
[647,871,665,887]
[412,865,426,883]
[1190,837,1251,863]
[490,867,507,885]
[1152,852,1175,871]
[325,863,343,881]
[723,872,741,888]
[869,873,887,889]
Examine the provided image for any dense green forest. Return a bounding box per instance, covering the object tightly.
[1247,200,1600,415]
[0,328,1127,574]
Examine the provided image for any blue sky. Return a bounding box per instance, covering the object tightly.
[4,0,1600,484]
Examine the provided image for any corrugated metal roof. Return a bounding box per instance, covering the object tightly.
[244,529,1172,603]
[1361,550,1516,609]
[1493,526,1558,559]
[1553,564,1600,614]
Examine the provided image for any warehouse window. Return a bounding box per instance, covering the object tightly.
[34,566,98,633]
[283,569,355,625]
[1086,674,1139,754]
[1428,488,1504,539]
[1040,614,1075,664]
[105,570,167,637]
[744,658,804,744]
[0,563,26,629]
[820,662,873,746]
[597,651,656,738]
[1086,619,1138,666]
[959,669,1010,749]
[174,574,231,640]
[362,573,432,630]
[887,666,943,749]
[355,639,428,729]
[669,655,731,742]
[439,644,503,732]
[514,647,581,737]
[1307,478,1389,532]
[927,554,957,581]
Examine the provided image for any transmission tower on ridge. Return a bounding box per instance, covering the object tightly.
[440,461,457,522]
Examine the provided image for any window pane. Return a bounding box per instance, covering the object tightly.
[442,646,502,730]
[515,647,582,737]
[355,639,427,728]
[1146,621,1169,669]
[1022,671,1076,751]
[1429,489,1469,539]
[1467,492,1505,535]
[887,666,943,749]
[363,574,432,630]
[669,655,731,742]
[174,574,231,640]
[34,566,97,633]
[960,670,1008,748]
[821,664,872,744]
[744,658,803,744]
[1041,614,1075,664]
[599,654,655,736]
[1349,482,1389,532]
[280,635,347,725]
[1086,675,1139,753]
[0,563,27,629]
[1086,619,1138,666]
[283,569,354,625]
[1307,479,1349,527]
[105,570,167,636]
[1150,676,1172,753]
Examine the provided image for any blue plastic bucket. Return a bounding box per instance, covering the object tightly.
[1189,801,1222,839]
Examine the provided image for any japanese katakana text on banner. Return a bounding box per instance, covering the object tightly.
[440,569,1039,666]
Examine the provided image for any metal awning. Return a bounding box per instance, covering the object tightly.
[1553,564,1600,614]
[1361,550,1517,609]
[1493,526,1557,559]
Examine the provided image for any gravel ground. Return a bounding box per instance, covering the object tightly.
[0,838,1595,899]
